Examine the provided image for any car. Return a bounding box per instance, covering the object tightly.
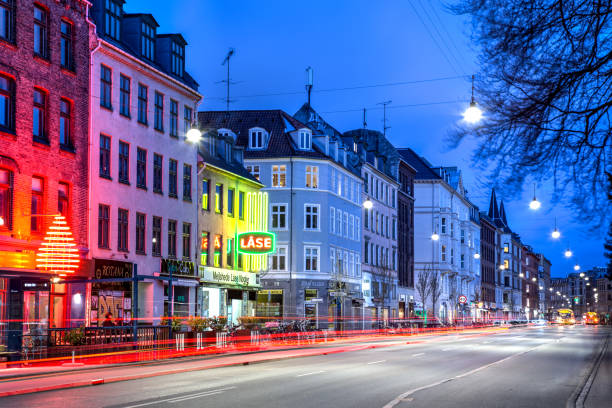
[532,319,548,326]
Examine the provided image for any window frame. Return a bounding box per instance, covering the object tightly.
[154,91,164,132]
[304,204,320,231]
[100,65,112,109]
[304,246,320,272]
[60,19,74,70]
[137,83,148,124]
[118,141,129,184]
[33,5,49,59]
[32,87,48,143]
[183,164,192,202]
[98,204,110,249]
[0,0,15,44]
[171,41,185,77]
[271,164,286,187]
[119,74,131,117]
[202,179,210,211]
[140,21,155,60]
[246,164,260,181]
[104,0,122,41]
[117,208,129,252]
[135,212,146,254]
[59,98,73,150]
[167,219,177,259]
[215,183,223,214]
[271,203,287,230]
[271,245,287,271]
[99,134,111,179]
[182,222,191,260]
[0,73,15,133]
[168,159,178,198]
[227,188,235,217]
[153,153,163,194]
[136,147,147,189]
[152,216,162,257]
[305,165,318,188]
[169,99,178,137]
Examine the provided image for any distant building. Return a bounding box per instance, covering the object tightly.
[479,214,498,321]
[397,159,416,318]
[537,254,552,317]
[521,246,539,320]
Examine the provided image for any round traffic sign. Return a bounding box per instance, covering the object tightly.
[458,295,467,304]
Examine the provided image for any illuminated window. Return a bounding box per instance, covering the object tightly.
[60,20,73,70]
[168,220,177,259]
[152,216,161,256]
[304,204,319,230]
[170,99,178,137]
[33,6,48,58]
[168,159,177,197]
[137,84,148,124]
[213,234,221,267]
[305,165,318,188]
[98,204,110,248]
[117,208,128,252]
[136,148,146,189]
[182,223,191,260]
[119,75,130,117]
[154,92,164,131]
[200,231,209,265]
[504,259,509,269]
[504,243,509,253]
[31,177,43,233]
[59,98,72,149]
[0,168,12,229]
[100,65,112,109]
[202,179,210,210]
[136,213,146,254]
[118,141,129,184]
[246,165,260,180]
[153,154,162,193]
[33,88,47,143]
[271,204,287,229]
[304,246,319,271]
[215,183,223,213]
[272,165,286,187]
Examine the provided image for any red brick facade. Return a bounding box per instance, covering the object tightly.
[0,0,90,271]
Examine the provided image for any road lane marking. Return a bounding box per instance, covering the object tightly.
[411,353,425,357]
[123,387,236,408]
[367,360,387,365]
[382,344,545,408]
[441,348,453,351]
[169,391,224,403]
[297,370,326,377]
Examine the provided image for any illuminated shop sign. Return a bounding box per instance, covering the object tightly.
[237,232,275,254]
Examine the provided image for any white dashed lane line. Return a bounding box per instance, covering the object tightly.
[296,370,326,377]
[367,360,387,365]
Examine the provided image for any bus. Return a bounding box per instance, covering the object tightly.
[584,312,599,325]
[553,309,575,325]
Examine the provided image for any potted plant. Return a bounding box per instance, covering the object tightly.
[187,316,209,333]
[209,316,228,332]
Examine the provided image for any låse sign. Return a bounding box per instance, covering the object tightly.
[237,232,275,254]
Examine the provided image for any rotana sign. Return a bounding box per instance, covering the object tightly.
[238,232,275,254]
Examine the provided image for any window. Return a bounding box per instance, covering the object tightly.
[271,204,287,229]
[169,99,178,137]
[60,20,74,70]
[202,179,210,210]
[183,106,192,137]
[168,220,177,258]
[213,235,222,267]
[152,216,161,256]
[249,129,264,149]
[0,74,14,132]
[183,164,192,201]
[299,130,311,149]
[331,247,337,273]
[33,88,47,142]
[136,213,146,254]
[168,159,177,197]
[137,84,148,124]
[141,22,155,60]
[504,259,509,269]
[117,208,128,252]
[182,223,191,259]
[337,174,342,195]
[33,6,48,58]
[450,222,454,238]
[105,0,121,41]
[355,217,360,240]
[441,245,446,262]
[0,0,15,43]
[246,165,260,181]
[306,165,318,188]
[349,215,355,240]
[57,182,69,218]
[98,204,110,248]
[59,99,72,148]
[227,188,234,216]
[100,65,112,109]
[330,207,335,234]
[337,210,342,235]
[171,41,184,77]
[461,254,465,269]
[118,141,129,184]
[153,154,162,193]
[451,248,455,265]
[226,238,234,267]
[238,191,245,219]
[215,184,223,213]
[271,246,287,271]
[272,165,286,187]
[119,75,130,117]
[343,212,348,237]
[305,246,319,271]
[460,229,465,244]
[503,243,509,253]
[99,135,111,178]
[31,177,43,233]
[136,148,146,189]
[154,91,163,131]
[200,232,209,265]
[441,218,446,234]
[364,208,369,229]
[0,168,13,229]
[304,205,319,230]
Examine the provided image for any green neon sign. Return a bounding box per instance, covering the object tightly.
[237,231,275,254]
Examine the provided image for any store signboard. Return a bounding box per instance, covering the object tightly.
[237,232,275,254]
[161,259,196,277]
[93,259,133,291]
[200,267,259,288]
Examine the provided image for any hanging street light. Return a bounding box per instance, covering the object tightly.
[431,232,440,241]
[186,127,202,144]
[529,183,541,210]
[473,253,480,259]
[574,264,580,271]
[551,217,560,239]
[462,75,483,124]
[564,248,573,258]
[363,199,373,209]
[579,272,585,278]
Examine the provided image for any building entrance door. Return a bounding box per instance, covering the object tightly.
[22,290,49,357]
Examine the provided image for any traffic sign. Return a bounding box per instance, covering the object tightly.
[458,295,468,304]
[308,298,323,303]
[329,291,347,297]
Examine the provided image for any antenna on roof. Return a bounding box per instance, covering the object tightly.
[221,48,235,113]
[362,108,367,129]
[377,100,392,137]
[305,66,313,105]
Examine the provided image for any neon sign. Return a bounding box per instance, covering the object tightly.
[238,232,275,254]
[35,215,79,276]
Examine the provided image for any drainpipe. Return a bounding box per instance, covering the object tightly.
[289,157,294,318]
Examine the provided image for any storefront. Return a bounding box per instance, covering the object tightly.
[199,267,259,325]
[88,259,133,326]
[161,259,198,318]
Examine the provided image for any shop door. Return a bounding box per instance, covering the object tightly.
[22,291,49,354]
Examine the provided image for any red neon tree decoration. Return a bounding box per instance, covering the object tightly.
[35,215,80,276]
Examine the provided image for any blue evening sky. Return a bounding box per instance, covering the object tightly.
[124,0,606,277]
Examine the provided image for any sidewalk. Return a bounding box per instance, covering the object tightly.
[584,330,612,408]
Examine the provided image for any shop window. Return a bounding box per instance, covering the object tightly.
[31,177,43,233]
[168,220,177,258]
[0,168,13,229]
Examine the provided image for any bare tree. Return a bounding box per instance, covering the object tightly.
[429,271,443,322]
[415,267,432,316]
[452,0,612,225]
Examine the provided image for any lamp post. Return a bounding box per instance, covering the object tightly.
[529,183,541,210]
[462,75,483,124]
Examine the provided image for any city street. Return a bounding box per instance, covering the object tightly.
[1,326,609,408]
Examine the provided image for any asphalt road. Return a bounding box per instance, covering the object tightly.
[1,325,609,408]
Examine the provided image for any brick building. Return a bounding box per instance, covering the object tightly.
[397,158,415,318]
[479,214,497,321]
[521,246,539,320]
[0,0,91,355]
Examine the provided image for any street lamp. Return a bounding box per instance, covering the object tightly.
[574,264,580,271]
[564,248,573,258]
[473,253,480,259]
[551,217,560,239]
[0,216,3,226]
[186,127,202,144]
[532,277,537,282]
[579,272,585,278]
[549,288,553,292]
[462,75,483,124]
[529,183,541,210]
[431,232,440,241]
[519,272,524,278]
[363,199,373,209]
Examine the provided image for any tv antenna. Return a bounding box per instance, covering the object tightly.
[377,100,392,137]
[305,66,313,105]
[221,48,236,112]
[362,108,367,129]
